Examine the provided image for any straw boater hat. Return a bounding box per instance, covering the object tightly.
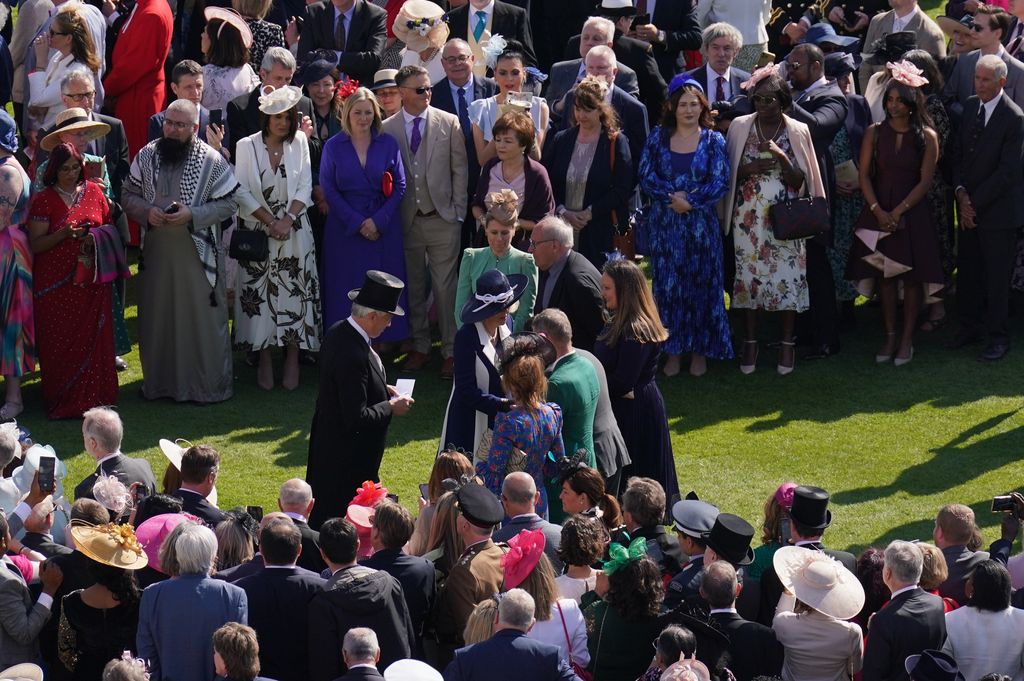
[70,522,151,571]
[204,6,253,48]
[773,546,866,620]
[0,664,43,681]
[937,13,974,38]
[40,108,110,152]
[371,69,399,92]
[392,0,449,53]
[258,85,303,115]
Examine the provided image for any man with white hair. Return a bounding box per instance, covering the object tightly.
[546,17,640,105]
[528,217,604,351]
[278,478,327,574]
[861,540,947,681]
[73,407,157,501]
[443,588,578,680]
[337,628,383,680]
[683,23,750,108]
[122,98,240,404]
[949,53,1024,362]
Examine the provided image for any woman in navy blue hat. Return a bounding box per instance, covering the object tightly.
[438,269,525,456]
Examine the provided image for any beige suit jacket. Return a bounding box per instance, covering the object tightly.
[859,7,947,92]
[381,106,469,228]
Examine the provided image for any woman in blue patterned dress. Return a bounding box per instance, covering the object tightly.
[477,333,564,519]
[639,74,732,378]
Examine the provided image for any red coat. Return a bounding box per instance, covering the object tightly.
[103,0,172,157]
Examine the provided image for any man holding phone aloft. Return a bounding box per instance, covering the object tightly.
[122,99,240,404]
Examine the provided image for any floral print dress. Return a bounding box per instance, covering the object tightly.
[233,147,322,352]
[731,126,809,312]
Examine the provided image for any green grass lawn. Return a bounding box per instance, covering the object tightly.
[14,0,1023,557]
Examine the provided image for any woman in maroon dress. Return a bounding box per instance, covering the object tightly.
[27,143,118,418]
[848,64,942,367]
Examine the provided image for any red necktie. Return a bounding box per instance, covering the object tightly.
[635,0,647,14]
[716,76,725,102]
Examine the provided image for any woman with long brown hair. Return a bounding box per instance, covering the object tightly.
[558,466,622,533]
[593,258,677,502]
[28,6,104,130]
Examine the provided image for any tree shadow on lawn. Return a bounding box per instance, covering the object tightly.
[851,497,1012,554]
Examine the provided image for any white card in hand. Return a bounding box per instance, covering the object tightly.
[395,378,415,397]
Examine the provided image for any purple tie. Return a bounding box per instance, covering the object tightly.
[410,117,422,154]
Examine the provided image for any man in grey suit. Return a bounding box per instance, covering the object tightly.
[382,65,468,379]
[859,0,945,91]
[944,6,1024,121]
[0,514,62,668]
[493,473,563,573]
[74,407,157,501]
[545,16,640,106]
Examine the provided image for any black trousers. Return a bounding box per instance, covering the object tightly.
[801,239,840,348]
[957,227,1018,344]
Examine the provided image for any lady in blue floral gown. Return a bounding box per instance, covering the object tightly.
[639,75,733,377]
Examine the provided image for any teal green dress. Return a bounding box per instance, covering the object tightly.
[454,246,538,332]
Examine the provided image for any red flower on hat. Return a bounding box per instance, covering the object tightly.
[334,78,360,105]
[500,529,546,589]
[350,480,388,508]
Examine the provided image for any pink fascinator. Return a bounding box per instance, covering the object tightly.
[774,482,798,510]
[741,63,782,92]
[500,529,546,589]
[887,60,928,88]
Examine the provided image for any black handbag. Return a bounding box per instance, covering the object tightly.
[229,227,269,261]
[769,193,830,241]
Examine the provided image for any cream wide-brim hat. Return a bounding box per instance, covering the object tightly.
[258,85,303,115]
[773,545,866,620]
[393,0,449,52]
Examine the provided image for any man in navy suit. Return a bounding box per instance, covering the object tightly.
[296,0,387,84]
[493,472,563,573]
[683,23,751,114]
[147,59,212,144]
[447,0,537,67]
[335,628,385,680]
[545,16,641,105]
[630,0,702,83]
[443,588,578,681]
[430,38,497,251]
[360,500,435,645]
[171,445,226,527]
[237,520,326,681]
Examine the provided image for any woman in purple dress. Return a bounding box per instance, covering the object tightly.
[320,85,409,342]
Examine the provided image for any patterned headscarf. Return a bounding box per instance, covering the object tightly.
[0,110,18,154]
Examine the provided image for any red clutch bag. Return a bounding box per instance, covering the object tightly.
[381,170,393,198]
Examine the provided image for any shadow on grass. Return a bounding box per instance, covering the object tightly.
[850,497,1012,555]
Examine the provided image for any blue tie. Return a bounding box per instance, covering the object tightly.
[410,117,422,154]
[457,87,471,144]
[473,10,486,42]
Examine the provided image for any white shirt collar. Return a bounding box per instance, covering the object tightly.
[263,563,297,569]
[550,350,576,371]
[892,6,916,31]
[283,511,307,522]
[96,452,121,466]
[982,91,1002,124]
[709,607,738,615]
[402,107,425,125]
[706,64,732,86]
[890,584,919,598]
[450,75,475,98]
[346,316,371,346]
[471,0,495,20]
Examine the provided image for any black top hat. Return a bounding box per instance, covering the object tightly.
[456,482,504,528]
[459,269,528,324]
[864,31,918,65]
[495,332,557,373]
[701,513,754,566]
[904,650,965,681]
[348,270,406,316]
[789,485,832,531]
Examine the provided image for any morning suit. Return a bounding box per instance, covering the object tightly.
[942,48,1024,123]
[432,539,507,654]
[861,587,946,681]
[296,0,387,85]
[447,2,537,70]
[148,106,212,144]
[226,87,315,161]
[431,75,498,249]
[136,574,249,681]
[566,32,667,121]
[859,7,946,91]
[709,609,784,681]
[293,518,328,575]
[757,541,856,626]
[493,514,564,573]
[333,667,384,681]
[172,488,226,527]
[646,0,703,83]
[938,544,990,606]
[307,319,394,530]
[382,106,468,360]
[553,85,649,180]
[73,453,157,501]
[789,80,849,353]
[236,566,326,681]
[0,557,50,667]
[360,548,436,641]
[575,349,630,491]
[443,629,578,681]
[545,58,640,106]
[535,251,605,352]
[952,92,1024,347]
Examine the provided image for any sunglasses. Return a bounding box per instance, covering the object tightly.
[752,94,779,105]
[972,24,992,32]
[401,85,432,95]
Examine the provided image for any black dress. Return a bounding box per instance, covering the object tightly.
[593,327,679,502]
[58,590,140,681]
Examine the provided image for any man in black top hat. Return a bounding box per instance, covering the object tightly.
[306,271,414,530]
[700,513,760,620]
[756,485,856,625]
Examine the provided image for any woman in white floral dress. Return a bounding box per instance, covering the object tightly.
[233,86,322,390]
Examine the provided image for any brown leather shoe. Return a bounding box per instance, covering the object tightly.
[403,351,429,371]
[440,357,455,380]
